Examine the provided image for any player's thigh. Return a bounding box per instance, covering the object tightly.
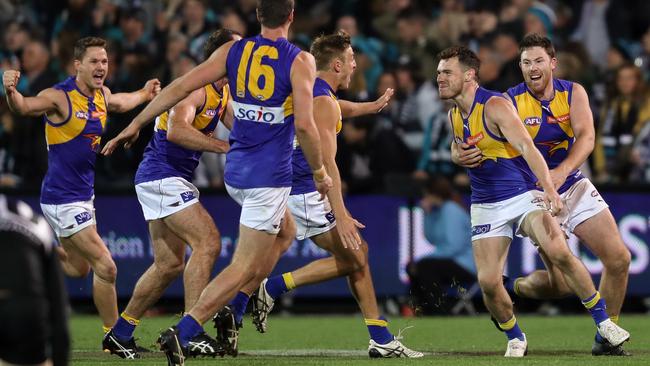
[312,226,365,264]
[162,202,219,248]
[472,236,511,278]
[60,225,110,266]
[230,224,279,270]
[519,210,568,255]
[573,209,630,265]
[148,219,186,268]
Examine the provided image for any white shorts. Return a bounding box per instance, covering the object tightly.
[556,178,608,235]
[288,191,336,240]
[135,177,200,221]
[470,190,546,241]
[41,199,96,238]
[225,184,290,234]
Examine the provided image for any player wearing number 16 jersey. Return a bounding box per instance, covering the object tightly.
[102,1,332,365]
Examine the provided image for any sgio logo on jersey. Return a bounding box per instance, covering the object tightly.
[232,101,285,124]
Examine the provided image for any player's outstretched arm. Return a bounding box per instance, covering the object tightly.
[167,88,229,153]
[291,51,332,198]
[315,96,364,249]
[103,79,161,113]
[101,41,235,155]
[338,88,394,118]
[548,83,594,189]
[3,70,60,117]
[486,96,562,215]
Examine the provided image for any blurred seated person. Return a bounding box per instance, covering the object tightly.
[407,175,476,314]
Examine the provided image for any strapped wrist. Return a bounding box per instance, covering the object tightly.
[313,165,327,182]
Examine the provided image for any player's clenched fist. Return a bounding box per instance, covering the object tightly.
[3,70,20,94]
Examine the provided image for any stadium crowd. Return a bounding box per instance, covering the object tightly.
[0,0,649,193]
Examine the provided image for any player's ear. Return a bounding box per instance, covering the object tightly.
[550,57,557,71]
[334,58,342,73]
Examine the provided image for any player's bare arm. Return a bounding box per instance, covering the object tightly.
[3,70,65,118]
[549,83,594,189]
[101,40,235,155]
[485,96,562,215]
[338,88,394,118]
[291,51,332,198]
[102,79,161,113]
[221,100,234,130]
[167,87,229,153]
[315,96,365,250]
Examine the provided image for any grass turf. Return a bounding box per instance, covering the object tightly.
[71,314,650,365]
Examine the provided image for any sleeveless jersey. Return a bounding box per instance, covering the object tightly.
[451,87,536,204]
[135,84,229,184]
[291,77,342,195]
[506,79,583,194]
[224,35,302,188]
[40,77,107,204]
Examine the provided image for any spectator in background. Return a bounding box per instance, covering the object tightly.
[492,32,523,91]
[0,107,18,187]
[372,0,413,44]
[391,57,439,157]
[413,101,460,182]
[179,0,216,61]
[52,0,96,39]
[524,2,556,39]
[337,15,385,95]
[220,7,247,37]
[395,8,439,79]
[407,175,475,314]
[427,0,469,50]
[337,116,414,194]
[571,0,611,72]
[595,64,650,183]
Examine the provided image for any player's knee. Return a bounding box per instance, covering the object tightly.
[545,243,574,268]
[94,258,117,283]
[477,273,501,296]
[603,246,631,276]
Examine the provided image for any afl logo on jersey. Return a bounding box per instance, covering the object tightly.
[75,111,90,119]
[205,109,217,117]
[524,116,542,126]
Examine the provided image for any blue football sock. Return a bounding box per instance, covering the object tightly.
[365,316,393,345]
[582,292,609,325]
[177,315,204,347]
[265,274,291,299]
[230,291,250,324]
[112,312,140,342]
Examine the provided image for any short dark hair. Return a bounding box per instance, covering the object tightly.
[73,37,107,61]
[310,30,352,71]
[424,175,454,201]
[519,33,555,58]
[437,46,481,81]
[203,28,241,60]
[257,0,294,28]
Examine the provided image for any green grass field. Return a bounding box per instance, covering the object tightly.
[71,314,650,365]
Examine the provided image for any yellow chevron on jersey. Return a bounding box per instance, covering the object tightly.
[507,79,574,145]
[506,79,583,193]
[450,95,519,163]
[451,87,537,204]
[45,84,107,146]
[155,84,229,132]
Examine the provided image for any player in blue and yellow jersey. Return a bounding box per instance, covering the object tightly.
[213,31,422,358]
[101,29,238,360]
[439,46,629,357]
[2,36,160,346]
[102,1,332,364]
[505,34,629,356]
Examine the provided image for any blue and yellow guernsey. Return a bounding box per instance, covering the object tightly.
[291,77,342,195]
[135,84,229,184]
[41,77,107,205]
[451,87,536,204]
[224,35,302,188]
[506,79,582,194]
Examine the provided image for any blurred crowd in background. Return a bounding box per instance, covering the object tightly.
[0,0,649,194]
